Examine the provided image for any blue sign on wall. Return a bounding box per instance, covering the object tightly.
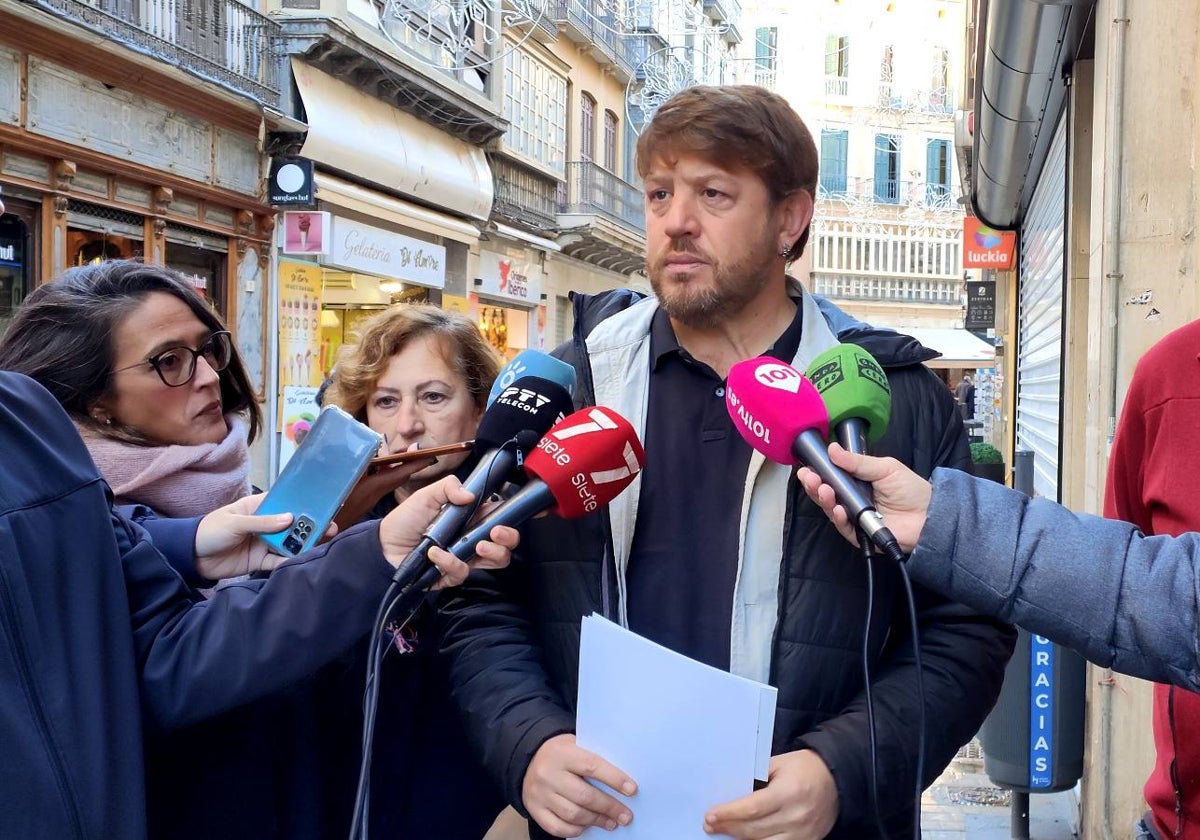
[1029,634,1054,788]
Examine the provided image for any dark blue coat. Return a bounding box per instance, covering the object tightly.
[0,372,401,840]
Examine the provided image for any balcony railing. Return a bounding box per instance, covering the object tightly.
[490,155,559,231]
[818,177,958,210]
[550,0,635,77]
[824,74,849,98]
[812,217,963,282]
[33,0,282,105]
[559,160,644,233]
[809,274,963,304]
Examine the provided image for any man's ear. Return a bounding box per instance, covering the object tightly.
[778,189,814,251]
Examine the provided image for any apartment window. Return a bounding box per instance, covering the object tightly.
[755,26,778,88]
[819,129,848,195]
[603,110,618,172]
[879,44,895,105]
[824,35,850,96]
[624,120,638,182]
[502,46,568,175]
[580,92,596,162]
[873,134,901,203]
[926,138,952,205]
[930,46,950,110]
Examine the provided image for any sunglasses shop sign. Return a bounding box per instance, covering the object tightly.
[326,217,446,289]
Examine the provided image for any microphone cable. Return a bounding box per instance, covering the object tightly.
[859,535,925,840]
[347,441,515,840]
[858,530,890,840]
[896,557,926,840]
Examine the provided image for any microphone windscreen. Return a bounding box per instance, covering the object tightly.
[804,344,891,443]
[487,350,577,407]
[524,406,645,518]
[474,376,573,451]
[725,358,829,466]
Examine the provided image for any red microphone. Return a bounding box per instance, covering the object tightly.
[405,406,645,594]
[725,357,906,563]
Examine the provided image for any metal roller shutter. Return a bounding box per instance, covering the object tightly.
[1015,117,1067,502]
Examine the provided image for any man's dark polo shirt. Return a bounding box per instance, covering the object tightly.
[626,299,805,671]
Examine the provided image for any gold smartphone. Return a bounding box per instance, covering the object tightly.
[368,440,474,468]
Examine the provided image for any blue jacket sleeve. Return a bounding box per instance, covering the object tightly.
[912,467,1200,689]
[114,512,397,731]
[119,506,209,589]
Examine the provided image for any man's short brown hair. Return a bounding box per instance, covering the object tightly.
[636,85,819,260]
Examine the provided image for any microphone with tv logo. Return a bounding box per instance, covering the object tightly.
[805,344,891,455]
[725,357,906,563]
[487,349,577,407]
[390,375,573,589]
[402,405,645,596]
[804,344,892,499]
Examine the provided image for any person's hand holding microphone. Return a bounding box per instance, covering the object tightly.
[796,443,932,556]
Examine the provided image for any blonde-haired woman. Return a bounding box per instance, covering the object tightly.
[320,303,507,838]
[328,303,502,526]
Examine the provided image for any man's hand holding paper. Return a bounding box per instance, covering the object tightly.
[703,749,839,839]
[522,733,637,837]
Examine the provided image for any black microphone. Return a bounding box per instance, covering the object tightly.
[389,376,573,589]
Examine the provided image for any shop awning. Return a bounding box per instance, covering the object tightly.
[314,172,480,246]
[292,59,493,223]
[901,327,996,369]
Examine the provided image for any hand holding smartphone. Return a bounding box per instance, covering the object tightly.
[256,407,383,557]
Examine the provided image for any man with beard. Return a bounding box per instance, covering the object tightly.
[440,85,1014,840]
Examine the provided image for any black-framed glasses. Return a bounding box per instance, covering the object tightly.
[114,331,233,388]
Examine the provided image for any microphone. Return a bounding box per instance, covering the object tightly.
[725,358,906,563]
[487,349,577,407]
[804,344,891,456]
[804,344,892,501]
[403,405,645,595]
[390,375,573,589]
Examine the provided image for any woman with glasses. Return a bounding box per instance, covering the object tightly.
[0,260,259,518]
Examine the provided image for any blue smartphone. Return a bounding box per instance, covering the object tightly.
[257,406,383,557]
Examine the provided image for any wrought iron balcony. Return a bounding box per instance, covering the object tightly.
[489,154,559,232]
[549,0,635,81]
[556,160,645,275]
[702,0,730,24]
[824,74,849,98]
[30,0,283,105]
[559,160,643,231]
[809,274,963,304]
[818,177,958,210]
[274,0,506,144]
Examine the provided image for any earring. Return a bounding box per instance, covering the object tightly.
[93,412,111,426]
[779,244,791,257]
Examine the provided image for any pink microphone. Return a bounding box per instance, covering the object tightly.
[726,357,906,562]
[726,359,829,464]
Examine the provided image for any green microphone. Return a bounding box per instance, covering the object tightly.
[804,343,892,458]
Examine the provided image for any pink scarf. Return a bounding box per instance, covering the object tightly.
[78,415,252,517]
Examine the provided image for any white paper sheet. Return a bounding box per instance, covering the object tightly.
[575,614,778,839]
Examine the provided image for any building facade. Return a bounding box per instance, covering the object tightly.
[738,0,991,389]
[0,0,282,484]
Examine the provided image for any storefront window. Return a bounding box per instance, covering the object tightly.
[166,240,227,317]
[477,302,529,361]
[0,211,30,337]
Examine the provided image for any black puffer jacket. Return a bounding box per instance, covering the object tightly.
[441,289,1015,839]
